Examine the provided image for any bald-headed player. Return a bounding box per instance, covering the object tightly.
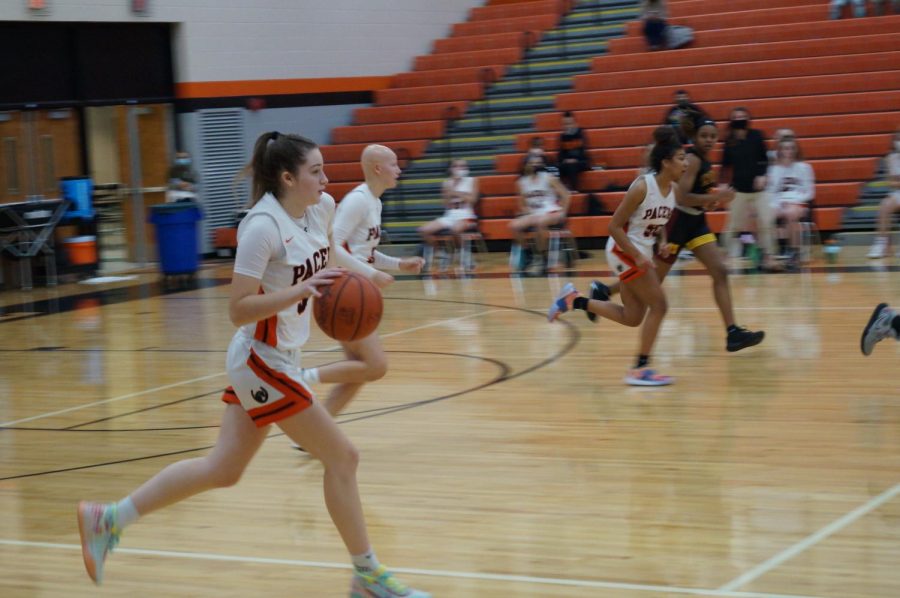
[297,144,424,429]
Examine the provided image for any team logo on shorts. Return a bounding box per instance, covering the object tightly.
[252,387,269,404]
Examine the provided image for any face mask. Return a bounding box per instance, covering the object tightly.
[452,167,469,178]
[176,157,191,166]
[730,119,748,130]
[677,99,689,108]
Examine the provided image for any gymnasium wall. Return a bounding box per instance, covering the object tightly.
[1,1,481,85]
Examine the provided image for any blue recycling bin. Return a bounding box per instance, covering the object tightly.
[60,176,95,221]
[149,202,203,275]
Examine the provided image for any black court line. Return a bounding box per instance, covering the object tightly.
[0,298,574,481]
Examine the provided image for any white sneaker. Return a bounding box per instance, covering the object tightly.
[866,238,887,259]
[861,303,897,356]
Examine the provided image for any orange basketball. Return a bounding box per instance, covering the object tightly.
[313,272,383,342]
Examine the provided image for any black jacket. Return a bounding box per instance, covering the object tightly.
[722,129,768,193]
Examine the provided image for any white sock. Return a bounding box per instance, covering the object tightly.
[352,550,380,574]
[115,497,140,529]
[301,368,320,384]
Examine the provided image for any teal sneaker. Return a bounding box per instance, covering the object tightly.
[547,282,578,322]
[77,501,120,585]
[350,565,431,597]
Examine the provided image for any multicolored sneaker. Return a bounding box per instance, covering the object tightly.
[77,501,121,585]
[586,280,610,323]
[861,303,897,356]
[350,565,431,597]
[624,367,673,387]
[547,282,579,322]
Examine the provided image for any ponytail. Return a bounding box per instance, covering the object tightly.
[243,131,317,206]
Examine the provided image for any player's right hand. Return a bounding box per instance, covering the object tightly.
[296,268,344,300]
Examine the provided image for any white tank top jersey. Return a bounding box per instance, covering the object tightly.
[518,171,557,213]
[445,176,476,218]
[236,192,332,351]
[335,183,382,263]
[607,173,675,258]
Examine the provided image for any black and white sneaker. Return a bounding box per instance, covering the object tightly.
[861,303,897,356]
[586,280,610,323]
[726,326,765,352]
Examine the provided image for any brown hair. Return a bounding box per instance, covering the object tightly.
[775,136,802,162]
[244,131,318,205]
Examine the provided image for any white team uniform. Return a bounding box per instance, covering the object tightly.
[223,192,334,427]
[435,176,477,229]
[606,174,675,282]
[335,183,382,264]
[518,171,560,215]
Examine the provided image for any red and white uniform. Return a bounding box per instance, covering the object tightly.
[334,182,406,272]
[436,176,477,228]
[606,174,675,282]
[518,171,560,215]
[221,192,333,427]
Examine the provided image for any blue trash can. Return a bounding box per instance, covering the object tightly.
[60,176,95,221]
[149,202,203,275]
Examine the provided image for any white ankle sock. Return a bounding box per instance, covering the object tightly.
[115,497,140,529]
[301,368,320,384]
[352,550,380,574]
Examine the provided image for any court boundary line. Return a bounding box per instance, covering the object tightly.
[0,538,822,598]
[0,309,505,428]
[718,482,900,592]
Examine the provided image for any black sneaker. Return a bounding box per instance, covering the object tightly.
[586,280,610,323]
[726,326,765,352]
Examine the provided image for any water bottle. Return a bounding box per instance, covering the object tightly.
[824,234,841,264]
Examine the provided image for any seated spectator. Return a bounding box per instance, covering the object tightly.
[419,159,479,254]
[866,129,900,258]
[166,151,198,203]
[557,111,590,191]
[664,90,709,144]
[509,155,571,272]
[831,0,899,18]
[522,136,557,174]
[768,128,796,163]
[641,0,693,50]
[767,137,815,261]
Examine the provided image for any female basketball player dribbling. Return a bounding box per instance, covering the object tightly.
[548,126,684,386]
[298,144,424,419]
[76,132,431,598]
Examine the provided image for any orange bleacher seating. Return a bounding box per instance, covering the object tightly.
[331,121,445,144]
[575,52,900,93]
[375,83,484,107]
[434,31,538,54]
[320,140,429,164]
[470,0,566,21]
[324,162,364,183]
[624,5,827,37]
[452,13,559,37]
[592,33,900,73]
[353,102,469,126]
[557,72,900,111]
[669,0,823,18]
[326,182,361,201]
[414,47,522,72]
[519,113,900,157]
[536,92,900,132]
[610,15,900,54]
[393,66,506,89]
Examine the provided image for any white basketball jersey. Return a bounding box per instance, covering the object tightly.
[237,192,333,351]
[445,176,476,218]
[336,183,381,264]
[518,171,557,212]
[607,174,675,258]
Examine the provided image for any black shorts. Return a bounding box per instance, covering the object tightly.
[659,209,717,264]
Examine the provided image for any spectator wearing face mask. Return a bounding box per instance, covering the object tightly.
[831,0,900,18]
[720,107,780,270]
[167,151,198,202]
[419,159,479,252]
[664,90,709,145]
[557,111,590,191]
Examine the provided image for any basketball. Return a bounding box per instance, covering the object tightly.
[313,272,383,342]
